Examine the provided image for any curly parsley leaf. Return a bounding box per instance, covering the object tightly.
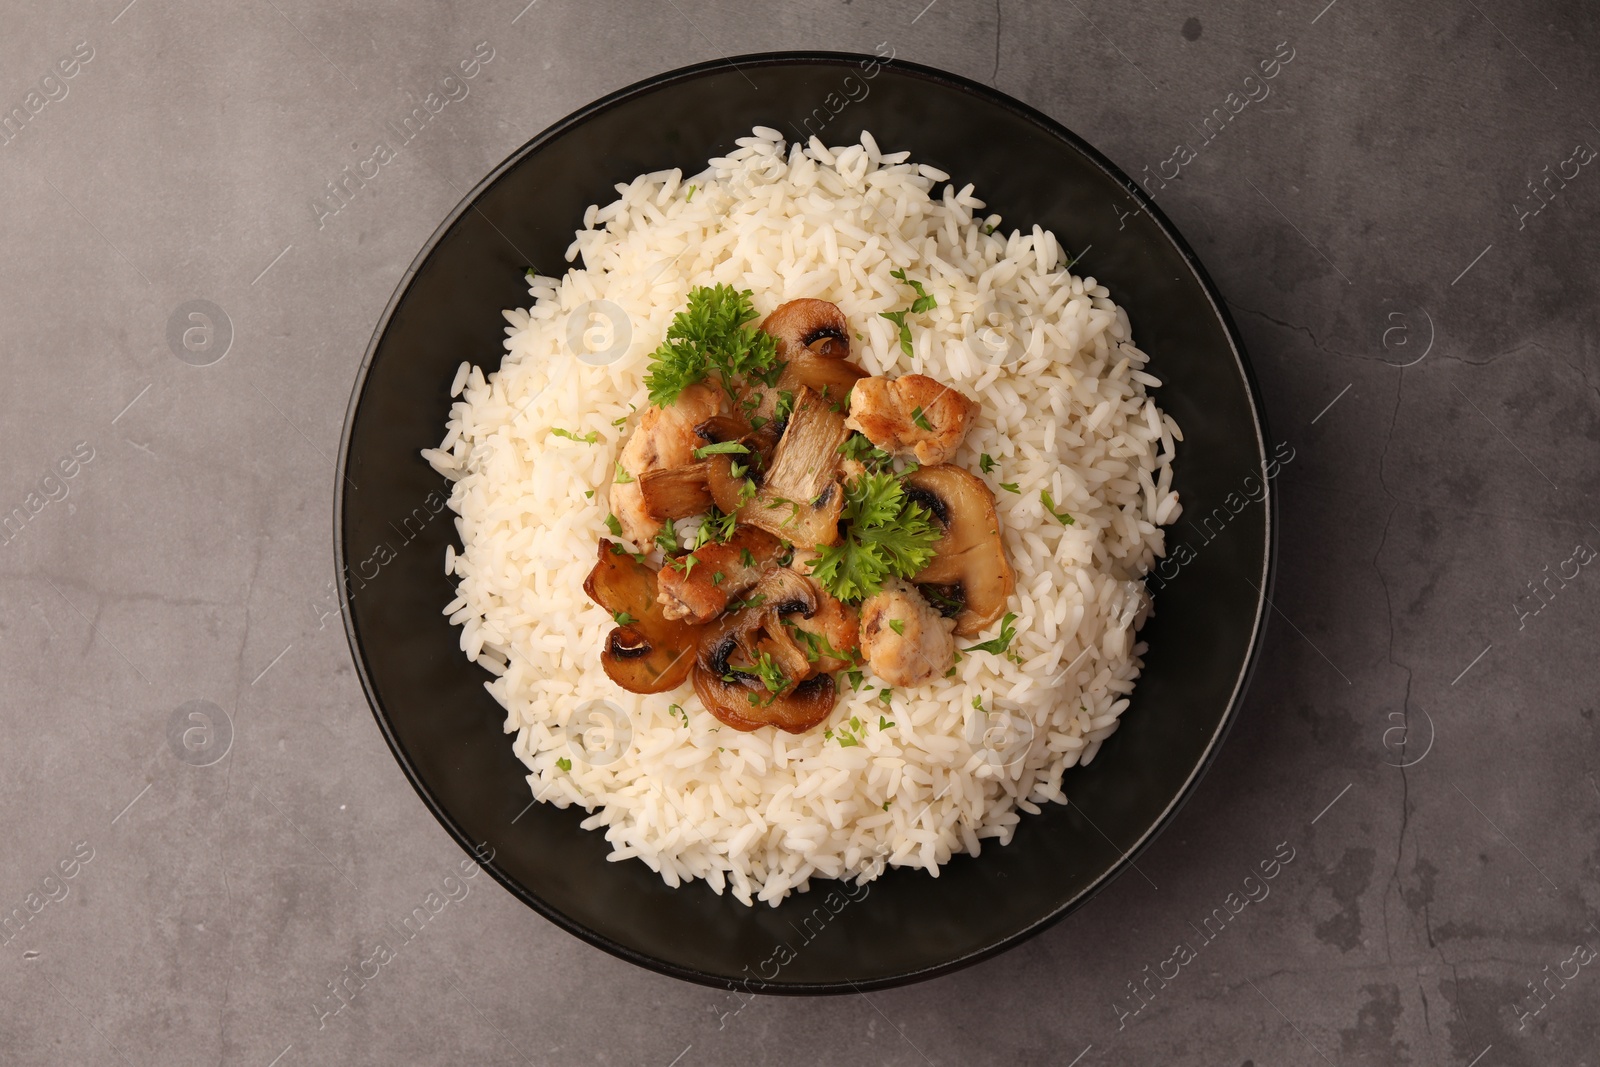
[643,285,781,407]
[811,471,941,603]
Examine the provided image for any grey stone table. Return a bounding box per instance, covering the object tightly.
[2,0,1596,1063]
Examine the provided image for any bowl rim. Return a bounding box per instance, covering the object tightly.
[334,48,1276,994]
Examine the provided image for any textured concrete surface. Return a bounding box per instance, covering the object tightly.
[2,0,1598,1063]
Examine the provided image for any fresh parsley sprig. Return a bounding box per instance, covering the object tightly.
[811,471,941,603]
[643,285,782,407]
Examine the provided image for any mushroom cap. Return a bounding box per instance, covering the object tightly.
[690,567,840,732]
[583,541,704,693]
[903,464,1016,636]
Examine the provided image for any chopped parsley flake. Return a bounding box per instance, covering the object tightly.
[1041,489,1075,524]
[613,461,634,484]
[999,482,1020,493]
[888,618,905,636]
[910,406,933,432]
[653,518,679,554]
[612,611,635,626]
[685,184,696,201]
[550,427,599,444]
[879,716,894,730]
[979,453,996,474]
[693,440,750,459]
[964,612,1019,656]
[556,757,572,771]
[604,513,623,537]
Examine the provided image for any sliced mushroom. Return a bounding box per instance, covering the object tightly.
[638,461,714,521]
[761,299,851,361]
[706,423,780,514]
[903,464,1015,636]
[859,578,957,687]
[845,374,978,466]
[690,567,838,733]
[738,386,851,546]
[748,300,867,424]
[656,525,785,624]
[583,541,703,693]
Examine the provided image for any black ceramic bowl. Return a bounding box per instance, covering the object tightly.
[336,52,1272,993]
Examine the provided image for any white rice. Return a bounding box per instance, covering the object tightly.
[425,128,1182,906]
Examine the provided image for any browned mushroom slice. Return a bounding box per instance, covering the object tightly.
[738,386,851,546]
[760,298,851,361]
[689,567,838,733]
[582,541,703,693]
[902,464,1015,636]
[638,461,714,521]
[706,424,780,514]
[656,526,785,624]
[748,300,866,424]
[693,669,836,734]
